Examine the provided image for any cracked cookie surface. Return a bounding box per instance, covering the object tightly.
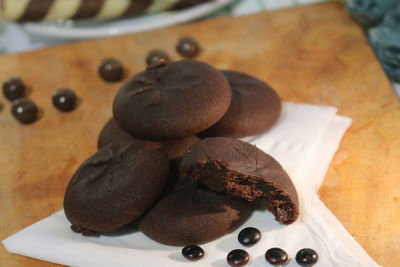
[64,140,169,234]
[180,137,299,224]
[112,60,231,140]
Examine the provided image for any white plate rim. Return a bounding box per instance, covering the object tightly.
[23,0,233,40]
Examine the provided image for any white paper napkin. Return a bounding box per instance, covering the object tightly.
[2,102,381,267]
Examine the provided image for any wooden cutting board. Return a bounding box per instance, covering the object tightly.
[1,2,399,266]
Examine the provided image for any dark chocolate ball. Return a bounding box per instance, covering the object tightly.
[98,58,124,82]
[176,36,200,58]
[11,98,38,124]
[182,245,204,261]
[227,249,249,266]
[52,88,77,112]
[296,248,318,266]
[238,227,261,246]
[265,247,288,265]
[146,49,171,66]
[2,77,25,101]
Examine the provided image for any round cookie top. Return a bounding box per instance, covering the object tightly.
[180,137,299,224]
[64,140,169,234]
[138,184,252,246]
[200,70,281,138]
[112,60,231,140]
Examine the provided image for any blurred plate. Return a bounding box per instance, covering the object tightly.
[23,0,233,40]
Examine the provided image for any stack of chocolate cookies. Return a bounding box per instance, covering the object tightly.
[63,59,299,246]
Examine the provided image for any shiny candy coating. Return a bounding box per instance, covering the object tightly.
[227,249,249,266]
[182,245,204,261]
[238,227,261,246]
[176,36,200,58]
[52,88,77,112]
[3,77,25,101]
[98,58,124,82]
[11,98,38,124]
[296,248,318,266]
[265,247,288,265]
[146,49,171,66]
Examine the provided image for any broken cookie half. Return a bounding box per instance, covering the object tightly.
[180,137,299,224]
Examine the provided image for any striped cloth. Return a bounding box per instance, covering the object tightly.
[1,0,213,22]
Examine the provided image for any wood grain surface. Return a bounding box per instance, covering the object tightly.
[1,2,399,266]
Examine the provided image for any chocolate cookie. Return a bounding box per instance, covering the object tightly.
[160,135,200,188]
[158,136,200,159]
[200,70,281,138]
[97,118,133,150]
[64,140,169,234]
[97,118,199,159]
[138,184,252,246]
[112,60,231,140]
[180,137,299,224]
